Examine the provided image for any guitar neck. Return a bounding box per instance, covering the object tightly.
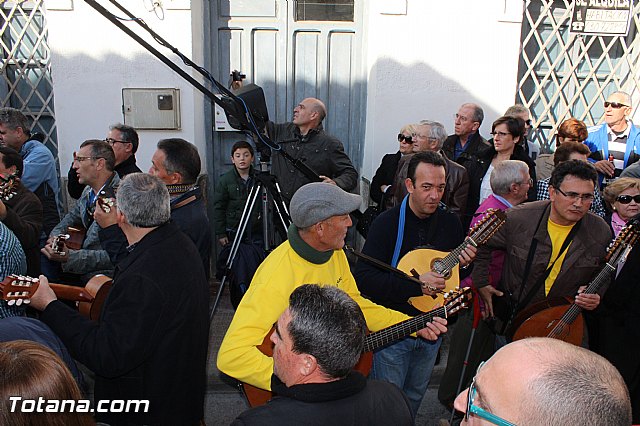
[556,246,627,326]
[363,306,447,352]
[49,283,95,303]
[433,238,472,274]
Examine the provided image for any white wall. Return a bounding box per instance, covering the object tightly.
[360,0,525,180]
[47,0,206,174]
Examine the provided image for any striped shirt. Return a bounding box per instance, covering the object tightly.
[0,222,27,319]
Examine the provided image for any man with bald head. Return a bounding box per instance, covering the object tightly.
[453,337,631,425]
[585,91,640,185]
[266,98,358,205]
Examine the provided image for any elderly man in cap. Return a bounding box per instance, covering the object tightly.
[217,182,448,393]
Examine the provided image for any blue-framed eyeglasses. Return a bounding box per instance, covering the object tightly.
[465,361,517,426]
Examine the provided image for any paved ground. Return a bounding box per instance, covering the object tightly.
[204,282,459,426]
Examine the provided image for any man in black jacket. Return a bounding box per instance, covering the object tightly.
[232,284,414,426]
[442,103,489,163]
[31,173,209,425]
[95,138,211,278]
[355,151,476,415]
[266,98,358,206]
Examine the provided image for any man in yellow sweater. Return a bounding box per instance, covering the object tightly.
[217,182,447,391]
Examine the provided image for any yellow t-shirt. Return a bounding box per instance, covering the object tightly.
[545,219,575,296]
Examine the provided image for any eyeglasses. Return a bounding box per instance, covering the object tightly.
[616,194,640,204]
[490,131,511,138]
[105,137,128,146]
[518,178,534,187]
[465,362,517,426]
[397,134,413,144]
[524,119,532,127]
[73,155,103,163]
[455,113,477,123]
[555,187,594,202]
[604,101,628,109]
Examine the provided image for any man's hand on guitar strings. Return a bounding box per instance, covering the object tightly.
[29,275,58,311]
[41,242,70,263]
[418,271,445,296]
[477,286,503,320]
[416,316,447,341]
[458,243,477,268]
[575,285,600,311]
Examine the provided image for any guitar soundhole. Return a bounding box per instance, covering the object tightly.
[431,259,451,279]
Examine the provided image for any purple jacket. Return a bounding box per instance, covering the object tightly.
[461,194,509,294]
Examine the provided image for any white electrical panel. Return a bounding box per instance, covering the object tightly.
[122,88,181,130]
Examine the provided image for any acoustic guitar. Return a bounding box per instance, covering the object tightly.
[51,188,116,255]
[509,219,640,345]
[0,274,112,321]
[241,287,472,407]
[397,209,506,312]
[0,172,18,201]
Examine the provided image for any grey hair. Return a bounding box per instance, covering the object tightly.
[490,160,529,196]
[419,120,448,150]
[110,123,139,153]
[80,140,115,171]
[287,284,366,380]
[518,338,631,426]
[504,104,530,117]
[609,91,632,108]
[0,108,29,132]
[462,103,484,125]
[116,173,170,228]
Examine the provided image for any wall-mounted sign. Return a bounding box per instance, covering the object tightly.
[570,0,633,36]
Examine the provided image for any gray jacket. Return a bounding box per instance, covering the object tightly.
[51,173,120,281]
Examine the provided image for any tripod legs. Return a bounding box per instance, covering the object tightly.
[209,175,291,322]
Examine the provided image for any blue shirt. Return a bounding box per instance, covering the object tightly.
[19,138,62,213]
[0,221,27,318]
[453,134,473,160]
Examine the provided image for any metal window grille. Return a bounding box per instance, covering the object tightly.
[516,0,640,151]
[0,0,58,158]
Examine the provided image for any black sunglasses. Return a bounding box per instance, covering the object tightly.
[397,134,413,143]
[604,101,628,109]
[616,194,640,204]
[524,119,532,126]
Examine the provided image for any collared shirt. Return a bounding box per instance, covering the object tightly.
[0,222,27,319]
[453,134,473,160]
[492,194,513,208]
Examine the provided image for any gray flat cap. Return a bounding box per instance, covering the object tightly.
[290,182,362,228]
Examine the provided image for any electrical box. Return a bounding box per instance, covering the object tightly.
[122,88,181,130]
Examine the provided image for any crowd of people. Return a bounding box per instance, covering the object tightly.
[0,88,638,425]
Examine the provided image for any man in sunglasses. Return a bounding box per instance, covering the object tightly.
[474,160,611,342]
[453,337,631,425]
[66,123,142,200]
[585,91,640,186]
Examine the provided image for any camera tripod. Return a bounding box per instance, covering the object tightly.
[209,161,291,321]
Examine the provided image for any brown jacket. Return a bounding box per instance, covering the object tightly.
[390,151,469,218]
[472,200,612,308]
